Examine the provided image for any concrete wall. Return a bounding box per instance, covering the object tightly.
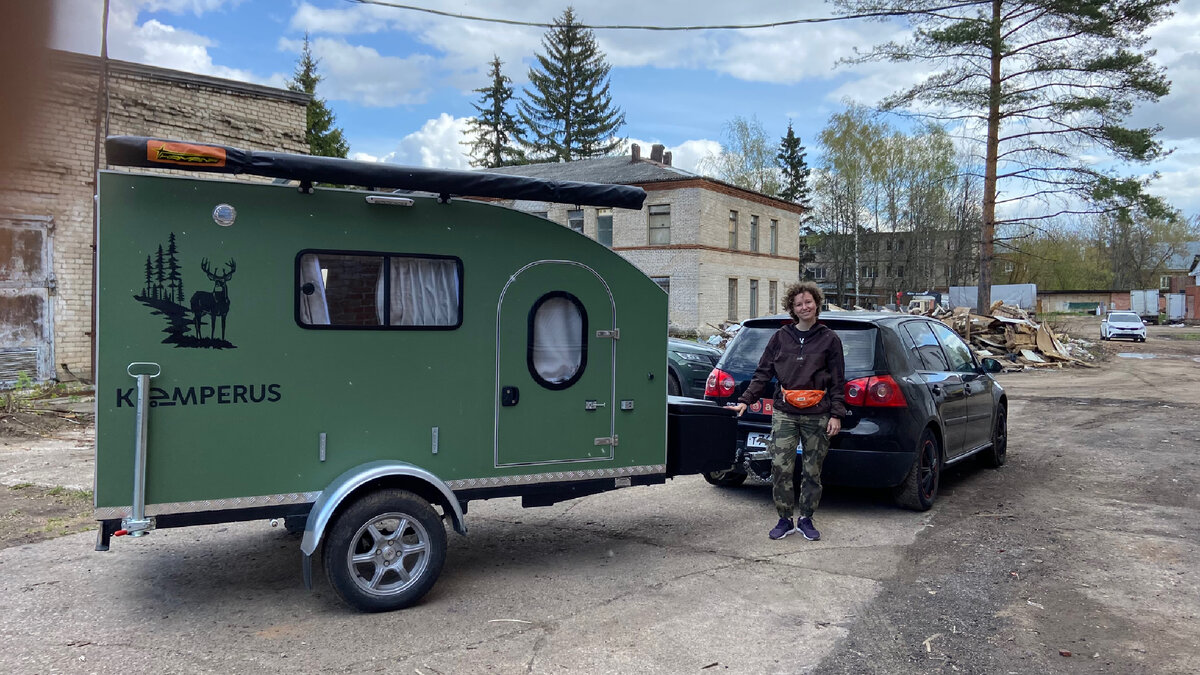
[0,51,308,381]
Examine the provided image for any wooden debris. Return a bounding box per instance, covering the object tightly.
[904,301,1094,369]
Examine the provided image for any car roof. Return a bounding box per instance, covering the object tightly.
[741,311,916,328]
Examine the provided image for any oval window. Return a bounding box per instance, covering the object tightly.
[528,292,588,390]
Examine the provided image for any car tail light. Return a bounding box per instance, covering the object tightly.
[705,368,736,398]
[845,375,907,407]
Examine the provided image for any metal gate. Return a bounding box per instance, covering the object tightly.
[0,216,55,385]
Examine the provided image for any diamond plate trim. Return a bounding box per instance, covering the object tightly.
[445,464,665,490]
[94,491,322,520]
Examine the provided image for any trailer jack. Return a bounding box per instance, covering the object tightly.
[122,362,161,538]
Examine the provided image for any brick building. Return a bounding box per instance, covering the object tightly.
[0,50,308,384]
[490,144,806,335]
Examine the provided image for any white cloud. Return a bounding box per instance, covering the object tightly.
[278,36,432,107]
[51,0,260,83]
[377,113,472,169]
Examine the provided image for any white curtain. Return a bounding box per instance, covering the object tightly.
[531,297,583,383]
[387,257,459,326]
[298,254,330,325]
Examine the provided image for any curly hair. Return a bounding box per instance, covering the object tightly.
[783,281,824,321]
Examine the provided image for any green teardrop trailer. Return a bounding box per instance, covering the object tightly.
[94,137,735,612]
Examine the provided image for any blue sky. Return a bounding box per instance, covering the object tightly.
[51,0,1200,219]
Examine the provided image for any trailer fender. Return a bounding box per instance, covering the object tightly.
[300,460,466,560]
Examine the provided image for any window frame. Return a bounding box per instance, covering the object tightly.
[567,209,585,233]
[749,215,759,253]
[294,248,464,331]
[596,207,613,248]
[729,210,739,249]
[526,290,589,390]
[770,219,778,254]
[648,204,671,245]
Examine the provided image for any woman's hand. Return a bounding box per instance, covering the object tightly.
[727,402,747,417]
[826,416,842,437]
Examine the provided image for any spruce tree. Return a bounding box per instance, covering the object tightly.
[518,7,625,161]
[463,56,526,168]
[777,122,812,211]
[288,34,349,158]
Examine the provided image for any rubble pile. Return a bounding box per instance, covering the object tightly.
[919,301,1096,369]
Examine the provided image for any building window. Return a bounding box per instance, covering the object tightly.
[769,281,778,314]
[651,276,670,294]
[727,278,738,321]
[886,264,892,277]
[567,209,584,233]
[897,239,905,251]
[862,266,877,279]
[896,265,904,278]
[946,239,957,251]
[886,239,893,251]
[1003,262,1014,273]
[749,215,759,253]
[596,208,613,248]
[749,279,759,318]
[728,210,738,249]
[648,204,671,244]
[533,211,549,220]
[1160,275,1170,290]
[943,264,951,278]
[770,219,778,254]
[808,267,827,280]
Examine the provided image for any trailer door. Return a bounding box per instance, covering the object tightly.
[495,261,616,467]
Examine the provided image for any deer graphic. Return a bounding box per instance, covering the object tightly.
[190,258,236,339]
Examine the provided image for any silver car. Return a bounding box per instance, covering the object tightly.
[1101,312,1147,342]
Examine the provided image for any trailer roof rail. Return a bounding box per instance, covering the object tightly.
[104,136,647,211]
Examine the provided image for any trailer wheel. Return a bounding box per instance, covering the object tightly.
[323,490,447,612]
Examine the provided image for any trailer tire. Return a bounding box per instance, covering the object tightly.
[323,489,447,612]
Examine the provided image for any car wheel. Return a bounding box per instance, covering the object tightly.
[323,489,447,612]
[702,468,748,487]
[894,428,940,511]
[667,372,682,397]
[981,405,1007,468]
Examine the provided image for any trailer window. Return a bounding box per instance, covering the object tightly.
[296,251,462,329]
[528,291,587,389]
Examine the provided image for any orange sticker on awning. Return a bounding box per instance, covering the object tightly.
[146,141,227,168]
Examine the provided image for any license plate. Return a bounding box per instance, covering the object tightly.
[746,432,769,448]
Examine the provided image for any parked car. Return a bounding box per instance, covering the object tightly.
[668,338,722,398]
[703,312,1008,510]
[1101,312,1147,342]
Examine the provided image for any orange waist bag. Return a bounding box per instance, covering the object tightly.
[782,389,825,408]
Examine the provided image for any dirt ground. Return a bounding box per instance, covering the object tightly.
[0,405,96,550]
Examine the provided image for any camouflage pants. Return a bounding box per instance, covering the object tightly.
[768,410,831,520]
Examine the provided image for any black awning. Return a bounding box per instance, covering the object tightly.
[105,136,646,211]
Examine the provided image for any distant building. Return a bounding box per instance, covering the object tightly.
[0,50,308,384]
[802,228,980,308]
[489,144,806,335]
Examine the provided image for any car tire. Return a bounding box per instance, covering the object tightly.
[702,468,748,487]
[981,405,1007,468]
[323,489,447,612]
[667,372,682,397]
[894,428,940,511]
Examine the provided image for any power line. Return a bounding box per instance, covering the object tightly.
[348,0,986,31]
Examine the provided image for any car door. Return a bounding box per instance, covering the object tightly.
[494,261,616,467]
[901,320,968,458]
[930,322,993,453]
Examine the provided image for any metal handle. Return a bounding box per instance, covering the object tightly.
[930,384,942,396]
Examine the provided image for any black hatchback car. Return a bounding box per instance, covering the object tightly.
[703,312,1008,510]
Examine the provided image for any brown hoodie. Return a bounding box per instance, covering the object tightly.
[738,322,847,418]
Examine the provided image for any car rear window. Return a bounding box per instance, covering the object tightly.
[722,322,877,373]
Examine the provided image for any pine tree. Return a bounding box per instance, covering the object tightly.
[143,256,153,298]
[463,56,526,168]
[154,245,165,300]
[517,7,625,161]
[777,122,812,211]
[166,232,182,303]
[834,0,1177,312]
[288,34,349,158]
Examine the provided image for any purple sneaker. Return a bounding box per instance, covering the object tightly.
[796,517,820,541]
[768,517,794,540]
